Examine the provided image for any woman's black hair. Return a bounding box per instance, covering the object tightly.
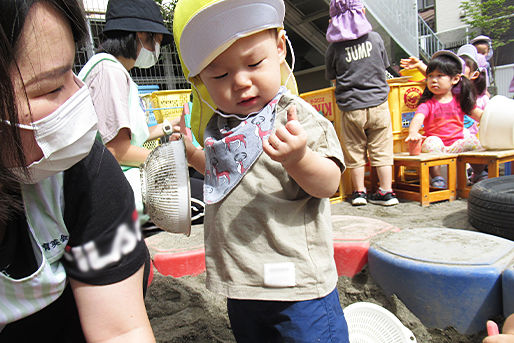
[0,0,87,222]
[418,54,477,114]
[460,55,487,96]
[98,31,158,60]
[97,30,138,59]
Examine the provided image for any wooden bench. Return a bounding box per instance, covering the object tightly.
[393,152,458,206]
[457,149,514,198]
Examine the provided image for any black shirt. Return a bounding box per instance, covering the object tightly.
[0,141,149,340]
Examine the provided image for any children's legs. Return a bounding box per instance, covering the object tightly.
[375,165,393,190]
[445,135,482,153]
[430,165,442,178]
[421,136,444,178]
[227,288,349,343]
[350,166,366,192]
[421,136,445,153]
[446,136,487,180]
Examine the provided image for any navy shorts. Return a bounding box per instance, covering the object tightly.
[227,287,349,343]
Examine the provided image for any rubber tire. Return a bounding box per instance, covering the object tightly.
[468,175,514,240]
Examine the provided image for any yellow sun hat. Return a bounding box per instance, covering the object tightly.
[173,0,298,145]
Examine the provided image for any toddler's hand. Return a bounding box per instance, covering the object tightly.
[400,56,422,70]
[263,105,307,166]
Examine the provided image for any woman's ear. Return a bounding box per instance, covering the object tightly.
[277,29,287,64]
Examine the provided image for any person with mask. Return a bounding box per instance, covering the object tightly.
[0,0,154,341]
[79,0,173,224]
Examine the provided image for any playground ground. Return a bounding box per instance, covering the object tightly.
[144,198,500,343]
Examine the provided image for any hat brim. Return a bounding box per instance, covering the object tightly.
[432,50,465,74]
[470,35,491,45]
[457,44,478,65]
[104,17,173,45]
[179,0,285,77]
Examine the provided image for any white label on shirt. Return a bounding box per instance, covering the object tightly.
[264,262,296,287]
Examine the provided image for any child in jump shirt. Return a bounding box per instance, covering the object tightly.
[406,50,484,189]
[325,0,399,207]
[173,0,349,342]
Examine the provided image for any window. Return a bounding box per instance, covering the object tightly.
[418,0,435,11]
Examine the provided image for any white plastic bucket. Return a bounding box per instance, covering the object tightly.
[479,95,514,150]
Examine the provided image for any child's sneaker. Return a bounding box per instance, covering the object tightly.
[368,190,399,206]
[430,176,447,189]
[351,191,367,206]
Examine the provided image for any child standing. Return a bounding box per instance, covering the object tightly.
[325,0,398,206]
[406,50,484,188]
[173,0,349,342]
[457,44,490,183]
[471,35,494,88]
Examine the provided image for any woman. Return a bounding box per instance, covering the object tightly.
[0,1,154,341]
[79,0,174,224]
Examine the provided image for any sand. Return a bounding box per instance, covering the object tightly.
[144,199,505,342]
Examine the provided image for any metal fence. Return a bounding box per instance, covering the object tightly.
[418,15,444,60]
[496,64,514,97]
[75,1,188,91]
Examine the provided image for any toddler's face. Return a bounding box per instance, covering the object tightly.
[426,68,460,96]
[474,43,489,56]
[199,29,286,116]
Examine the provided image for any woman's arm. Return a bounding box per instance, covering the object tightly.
[146,118,180,141]
[70,265,155,343]
[105,128,150,167]
[171,112,205,174]
[146,123,165,141]
[405,112,426,142]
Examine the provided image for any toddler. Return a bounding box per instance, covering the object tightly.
[406,50,483,188]
[173,0,349,342]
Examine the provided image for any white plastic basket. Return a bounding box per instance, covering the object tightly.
[343,302,417,343]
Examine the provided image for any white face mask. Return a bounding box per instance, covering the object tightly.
[10,81,98,184]
[134,39,160,69]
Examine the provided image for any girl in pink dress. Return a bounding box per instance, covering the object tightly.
[406,50,484,188]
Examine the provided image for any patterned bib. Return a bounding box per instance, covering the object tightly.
[203,88,285,203]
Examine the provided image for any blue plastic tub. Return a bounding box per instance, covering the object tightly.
[503,263,514,317]
[369,228,514,334]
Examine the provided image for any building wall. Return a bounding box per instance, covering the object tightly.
[435,0,468,46]
[435,0,465,32]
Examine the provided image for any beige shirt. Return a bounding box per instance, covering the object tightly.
[81,57,132,144]
[204,93,345,301]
